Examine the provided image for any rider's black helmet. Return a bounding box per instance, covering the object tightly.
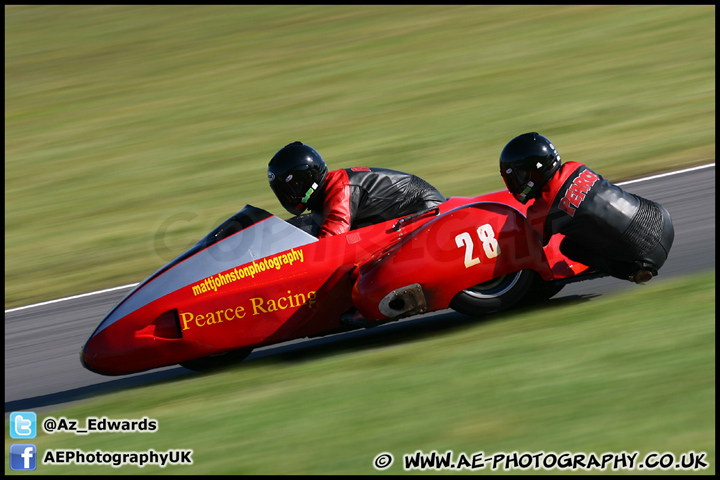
[268,141,328,215]
[499,132,561,204]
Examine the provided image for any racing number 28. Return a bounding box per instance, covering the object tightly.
[455,224,500,268]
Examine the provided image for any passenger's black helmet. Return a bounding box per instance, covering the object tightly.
[268,141,328,215]
[499,132,561,203]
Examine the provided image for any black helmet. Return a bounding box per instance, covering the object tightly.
[268,141,328,215]
[499,132,561,203]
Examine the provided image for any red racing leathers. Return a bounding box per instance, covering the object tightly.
[304,167,446,238]
[525,161,674,280]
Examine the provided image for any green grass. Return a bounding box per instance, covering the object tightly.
[5,272,715,474]
[4,5,715,308]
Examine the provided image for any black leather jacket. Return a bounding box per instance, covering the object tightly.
[307,167,445,237]
[526,161,671,264]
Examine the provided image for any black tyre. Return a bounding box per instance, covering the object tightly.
[450,270,535,316]
[524,273,565,304]
[180,348,253,372]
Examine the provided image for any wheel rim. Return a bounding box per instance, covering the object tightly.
[463,271,523,299]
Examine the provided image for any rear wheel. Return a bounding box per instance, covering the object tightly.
[450,270,535,316]
[522,273,565,305]
[180,348,253,372]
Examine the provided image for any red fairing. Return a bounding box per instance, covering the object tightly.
[82,190,594,376]
[351,200,554,322]
[81,209,415,375]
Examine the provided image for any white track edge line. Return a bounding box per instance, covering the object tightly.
[5,284,140,313]
[616,163,714,186]
[5,162,715,314]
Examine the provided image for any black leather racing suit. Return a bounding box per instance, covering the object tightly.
[526,161,674,280]
[290,167,445,238]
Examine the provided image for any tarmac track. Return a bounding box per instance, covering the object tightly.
[4,164,715,415]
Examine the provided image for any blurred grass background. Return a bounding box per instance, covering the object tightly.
[5,7,714,475]
[5,271,715,474]
[4,5,715,308]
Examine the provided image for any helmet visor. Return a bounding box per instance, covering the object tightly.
[269,165,317,215]
[501,165,529,194]
[501,166,535,204]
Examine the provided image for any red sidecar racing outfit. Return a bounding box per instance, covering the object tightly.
[525,161,674,280]
[292,167,446,238]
